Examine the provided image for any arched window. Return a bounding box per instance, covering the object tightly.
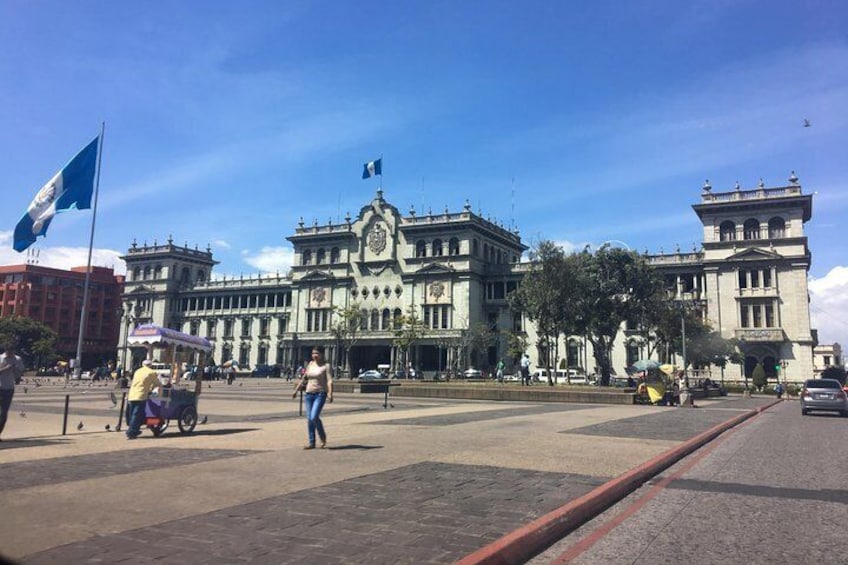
[258,344,268,365]
[316,248,326,264]
[382,308,390,330]
[143,266,151,280]
[330,247,340,264]
[370,309,379,331]
[768,217,785,239]
[154,265,162,279]
[432,239,443,257]
[567,340,580,368]
[449,237,460,255]
[360,309,369,331]
[743,218,760,240]
[222,344,232,363]
[719,221,736,242]
[181,267,191,284]
[133,267,140,281]
[496,249,502,264]
[473,238,479,256]
[302,250,312,265]
[196,270,205,283]
[415,240,427,258]
[393,308,403,328]
[483,243,490,262]
[239,344,250,366]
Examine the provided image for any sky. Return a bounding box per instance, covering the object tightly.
[1,1,847,348]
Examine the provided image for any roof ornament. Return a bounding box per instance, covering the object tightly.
[298,217,305,229]
[409,205,416,217]
[735,181,741,191]
[167,235,173,245]
[702,179,712,192]
[789,171,799,185]
[345,211,351,224]
[464,199,471,212]
[376,188,384,201]
[675,244,680,253]
[758,178,765,189]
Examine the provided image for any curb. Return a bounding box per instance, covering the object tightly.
[457,399,781,565]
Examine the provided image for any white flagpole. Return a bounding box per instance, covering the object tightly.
[73,122,106,379]
[379,153,383,192]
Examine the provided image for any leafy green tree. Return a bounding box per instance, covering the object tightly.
[752,362,767,391]
[0,316,58,368]
[465,322,498,371]
[502,329,528,372]
[821,366,847,385]
[330,303,362,377]
[392,306,425,376]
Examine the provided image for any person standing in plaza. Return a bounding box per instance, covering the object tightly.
[520,353,531,386]
[0,344,25,441]
[496,359,505,383]
[126,360,159,440]
[293,347,334,449]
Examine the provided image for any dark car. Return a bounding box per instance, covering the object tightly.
[800,378,848,416]
[250,364,277,378]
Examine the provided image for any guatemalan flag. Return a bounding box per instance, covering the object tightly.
[362,157,382,179]
[13,137,100,252]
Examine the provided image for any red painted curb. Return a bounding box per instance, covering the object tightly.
[457,400,781,565]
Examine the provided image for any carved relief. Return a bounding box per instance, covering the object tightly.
[426,280,451,304]
[310,287,329,308]
[367,222,387,255]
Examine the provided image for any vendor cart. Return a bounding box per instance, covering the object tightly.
[126,324,213,437]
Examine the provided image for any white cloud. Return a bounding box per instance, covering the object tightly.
[211,239,232,250]
[0,231,125,274]
[241,246,294,274]
[809,266,848,347]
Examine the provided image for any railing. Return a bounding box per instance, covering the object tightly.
[646,252,703,265]
[701,185,802,203]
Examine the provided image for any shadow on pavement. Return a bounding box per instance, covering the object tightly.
[0,438,73,450]
[326,444,384,451]
[153,428,260,438]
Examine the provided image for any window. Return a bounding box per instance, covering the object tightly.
[360,309,369,330]
[278,317,288,334]
[567,341,580,368]
[768,217,785,239]
[133,267,140,281]
[740,300,776,328]
[317,248,326,264]
[260,318,270,337]
[626,342,640,367]
[432,239,443,257]
[371,309,379,331]
[206,320,216,337]
[302,250,312,265]
[239,344,250,367]
[181,267,191,284]
[719,221,736,242]
[393,308,402,328]
[449,238,460,255]
[330,247,340,264]
[241,319,251,337]
[143,266,151,280]
[382,308,390,330]
[223,319,234,338]
[423,306,451,329]
[306,310,329,332]
[473,238,479,256]
[196,270,205,283]
[189,321,199,336]
[258,344,268,365]
[154,265,162,279]
[743,218,760,240]
[415,240,427,258]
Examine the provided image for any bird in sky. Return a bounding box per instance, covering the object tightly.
[803,118,811,127]
[77,421,84,431]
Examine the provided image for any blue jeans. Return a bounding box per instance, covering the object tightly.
[304,392,327,446]
[126,400,147,437]
[0,388,14,436]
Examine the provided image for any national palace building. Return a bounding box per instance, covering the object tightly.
[117,174,815,383]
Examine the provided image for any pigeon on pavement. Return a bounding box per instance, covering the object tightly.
[77,421,84,431]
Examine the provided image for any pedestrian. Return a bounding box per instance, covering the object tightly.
[125,360,160,440]
[0,344,25,441]
[520,353,531,386]
[496,359,505,383]
[775,382,784,399]
[293,347,334,449]
[672,375,681,406]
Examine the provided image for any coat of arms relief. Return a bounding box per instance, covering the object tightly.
[367,222,387,255]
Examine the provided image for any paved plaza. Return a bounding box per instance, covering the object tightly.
[0,381,772,564]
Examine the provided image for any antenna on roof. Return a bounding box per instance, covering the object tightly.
[511,177,515,230]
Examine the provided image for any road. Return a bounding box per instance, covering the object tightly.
[531,399,848,564]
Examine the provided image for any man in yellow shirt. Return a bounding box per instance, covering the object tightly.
[126,360,159,439]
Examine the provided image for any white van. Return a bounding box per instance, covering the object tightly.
[532,368,592,385]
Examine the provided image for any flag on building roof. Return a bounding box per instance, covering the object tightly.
[362,158,382,179]
[13,137,100,252]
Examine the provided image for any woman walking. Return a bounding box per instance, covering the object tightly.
[294,347,334,449]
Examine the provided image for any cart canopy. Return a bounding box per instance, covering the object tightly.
[127,324,213,353]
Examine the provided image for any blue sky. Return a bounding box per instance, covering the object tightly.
[1,1,847,347]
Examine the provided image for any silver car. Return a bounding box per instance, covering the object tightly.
[800,379,848,417]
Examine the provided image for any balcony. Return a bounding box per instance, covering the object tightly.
[735,328,786,342]
[738,287,778,298]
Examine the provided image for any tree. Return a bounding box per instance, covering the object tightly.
[502,329,528,371]
[752,362,767,391]
[821,366,847,385]
[392,306,425,377]
[580,245,665,386]
[330,303,362,378]
[0,316,58,368]
[464,322,498,371]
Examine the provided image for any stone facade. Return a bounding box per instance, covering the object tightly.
[117,178,816,383]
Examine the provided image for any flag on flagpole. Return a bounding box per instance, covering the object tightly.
[13,137,100,252]
[362,158,382,179]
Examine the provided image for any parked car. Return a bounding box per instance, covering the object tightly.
[502,373,519,382]
[358,369,384,381]
[251,364,277,378]
[462,368,483,379]
[800,378,848,416]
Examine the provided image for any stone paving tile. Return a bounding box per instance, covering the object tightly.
[566,398,772,441]
[23,461,605,565]
[0,448,262,491]
[371,403,595,426]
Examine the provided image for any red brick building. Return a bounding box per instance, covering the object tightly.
[0,264,124,368]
